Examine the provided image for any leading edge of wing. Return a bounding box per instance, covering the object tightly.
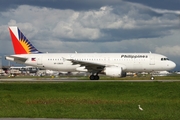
[66,58,106,72]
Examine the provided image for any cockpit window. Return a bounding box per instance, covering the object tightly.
[161,58,169,61]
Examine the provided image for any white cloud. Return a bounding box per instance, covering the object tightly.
[155,46,180,56]
[0,2,179,42]
[150,8,180,15]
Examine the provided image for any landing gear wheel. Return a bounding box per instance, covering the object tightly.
[89,75,100,80]
[90,75,95,80]
[150,76,155,80]
[94,75,99,80]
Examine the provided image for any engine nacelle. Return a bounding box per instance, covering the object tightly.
[104,66,126,77]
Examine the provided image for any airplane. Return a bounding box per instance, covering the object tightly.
[5,26,176,80]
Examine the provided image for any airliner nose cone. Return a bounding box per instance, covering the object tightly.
[170,61,176,70]
[172,62,176,69]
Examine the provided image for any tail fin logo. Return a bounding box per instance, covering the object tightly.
[9,26,41,54]
[17,29,40,54]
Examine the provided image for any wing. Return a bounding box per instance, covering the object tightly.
[67,59,106,73]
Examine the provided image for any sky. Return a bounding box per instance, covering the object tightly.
[0,0,180,70]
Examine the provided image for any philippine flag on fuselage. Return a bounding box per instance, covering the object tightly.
[31,58,36,61]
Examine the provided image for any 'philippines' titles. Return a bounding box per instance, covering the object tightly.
[121,55,148,58]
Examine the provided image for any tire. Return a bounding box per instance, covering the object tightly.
[90,75,95,80]
[94,75,99,80]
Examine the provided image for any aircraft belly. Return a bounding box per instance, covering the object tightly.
[44,63,77,72]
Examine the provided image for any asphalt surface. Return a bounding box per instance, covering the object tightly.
[0,78,180,82]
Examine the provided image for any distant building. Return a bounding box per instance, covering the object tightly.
[9,66,38,75]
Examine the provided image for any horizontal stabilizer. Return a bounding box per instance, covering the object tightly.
[5,55,28,63]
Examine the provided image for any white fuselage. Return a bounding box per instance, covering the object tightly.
[6,53,176,73]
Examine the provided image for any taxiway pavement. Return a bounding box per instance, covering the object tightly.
[0,78,180,82]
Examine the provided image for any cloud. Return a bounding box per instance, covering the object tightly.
[0,1,179,43]
[124,0,180,10]
[151,8,180,15]
[155,45,180,56]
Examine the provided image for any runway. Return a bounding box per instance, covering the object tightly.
[0,78,180,82]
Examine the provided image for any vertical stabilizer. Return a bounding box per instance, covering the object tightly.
[9,26,41,54]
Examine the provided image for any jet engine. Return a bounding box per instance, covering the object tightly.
[103,66,126,77]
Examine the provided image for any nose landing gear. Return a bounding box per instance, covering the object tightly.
[150,76,155,80]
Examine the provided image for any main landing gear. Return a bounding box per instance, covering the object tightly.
[89,74,99,80]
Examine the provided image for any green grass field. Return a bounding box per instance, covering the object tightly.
[0,81,180,119]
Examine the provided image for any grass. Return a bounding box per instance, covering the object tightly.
[0,81,180,119]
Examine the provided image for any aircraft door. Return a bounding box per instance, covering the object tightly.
[37,56,43,66]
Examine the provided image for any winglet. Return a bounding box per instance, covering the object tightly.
[9,26,41,54]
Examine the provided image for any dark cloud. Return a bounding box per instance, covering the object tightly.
[0,0,122,11]
[1,0,179,12]
[125,0,180,10]
[100,27,172,42]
